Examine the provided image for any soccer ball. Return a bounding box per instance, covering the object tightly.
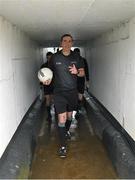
[38,67,53,83]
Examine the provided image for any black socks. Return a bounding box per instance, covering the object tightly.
[58,123,66,147]
[46,106,51,119]
[65,119,72,132]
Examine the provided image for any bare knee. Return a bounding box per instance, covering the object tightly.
[58,112,67,124]
[78,93,83,101]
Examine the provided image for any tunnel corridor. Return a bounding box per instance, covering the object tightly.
[0,0,135,179]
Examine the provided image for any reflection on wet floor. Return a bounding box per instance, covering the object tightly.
[29,107,117,179]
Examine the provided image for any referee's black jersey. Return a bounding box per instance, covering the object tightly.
[49,50,84,93]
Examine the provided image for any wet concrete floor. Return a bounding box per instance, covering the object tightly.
[29,108,118,179]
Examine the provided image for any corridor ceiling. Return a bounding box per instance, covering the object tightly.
[0,0,135,47]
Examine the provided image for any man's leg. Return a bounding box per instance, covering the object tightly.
[78,93,84,110]
[65,111,72,139]
[45,95,52,121]
[65,111,72,131]
[58,112,67,146]
[58,112,67,157]
[77,79,85,112]
[66,90,78,130]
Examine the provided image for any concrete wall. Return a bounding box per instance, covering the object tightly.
[85,17,135,140]
[0,16,42,158]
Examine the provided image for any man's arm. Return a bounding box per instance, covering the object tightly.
[77,56,85,77]
[77,68,85,77]
[83,58,89,81]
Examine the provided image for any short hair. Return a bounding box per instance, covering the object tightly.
[60,34,73,42]
[46,52,53,56]
[74,48,80,53]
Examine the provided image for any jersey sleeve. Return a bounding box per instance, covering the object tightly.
[77,56,84,69]
[83,58,89,81]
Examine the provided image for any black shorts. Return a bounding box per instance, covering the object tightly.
[54,90,78,114]
[44,84,53,95]
[77,77,85,94]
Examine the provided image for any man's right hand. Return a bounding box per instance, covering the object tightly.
[42,79,52,85]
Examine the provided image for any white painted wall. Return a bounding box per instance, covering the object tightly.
[85,17,135,140]
[0,16,42,158]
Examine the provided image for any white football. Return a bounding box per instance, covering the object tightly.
[38,67,53,83]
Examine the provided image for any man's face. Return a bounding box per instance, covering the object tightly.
[61,36,73,52]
